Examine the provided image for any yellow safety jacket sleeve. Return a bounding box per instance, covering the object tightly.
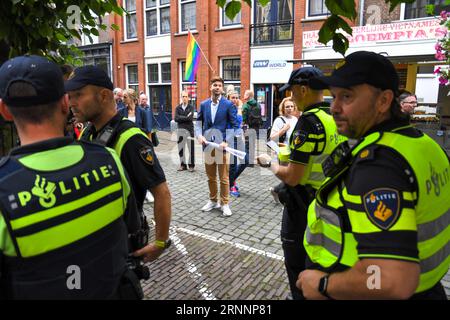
[344,145,420,262]
[289,115,325,165]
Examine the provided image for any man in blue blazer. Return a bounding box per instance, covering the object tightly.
[195,76,239,217]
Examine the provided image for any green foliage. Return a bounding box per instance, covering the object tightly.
[225,1,242,21]
[217,0,419,56]
[0,0,123,64]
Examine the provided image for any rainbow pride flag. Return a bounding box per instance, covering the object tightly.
[185,31,201,82]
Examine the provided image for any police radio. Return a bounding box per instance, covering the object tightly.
[322,141,352,177]
[128,214,151,281]
[96,125,115,146]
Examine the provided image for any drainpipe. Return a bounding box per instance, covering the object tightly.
[359,0,365,26]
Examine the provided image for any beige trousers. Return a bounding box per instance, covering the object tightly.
[204,148,230,205]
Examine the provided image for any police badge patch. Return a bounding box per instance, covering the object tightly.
[140,147,155,165]
[293,130,308,148]
[363,188,400,230]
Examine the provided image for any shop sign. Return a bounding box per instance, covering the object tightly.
[253,60,288,69]
[303,18,445,49]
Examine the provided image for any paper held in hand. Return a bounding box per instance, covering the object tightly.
[205,141,247,160]
[188,137,247,160]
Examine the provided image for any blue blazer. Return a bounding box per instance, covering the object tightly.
[195,96,239,144]
[118,105,153,133]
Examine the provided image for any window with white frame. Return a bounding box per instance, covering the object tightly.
[124,0,137,40]
[222,58,241,95]
[307,0,329,17]
[145,0,171,36]
[180,0,196,32]
[147,62,171,83]
[147,61,172,115]
[126,64,139,92]
[404,0,449,20]
[148,64,159,83]
[221,0,241,27]
[161,63,171,83]
[181,61,198,108]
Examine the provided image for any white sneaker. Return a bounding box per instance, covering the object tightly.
[201,200,220,212]
[222,204,232,217]
[146,191,154,203]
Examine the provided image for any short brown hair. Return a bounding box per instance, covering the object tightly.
[6,82,60,124]
[210,76,224,86]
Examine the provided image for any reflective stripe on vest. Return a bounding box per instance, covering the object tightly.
[0,143,126,258]
[78,119,148,158]
[114,127,148,157]
[299,109,346,189]
[377,131,450,293]
[305,128,450,292]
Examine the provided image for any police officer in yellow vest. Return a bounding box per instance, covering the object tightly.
[297,51,450,300]
[65,66,172,263]
[257,67,346,299]
[0,55,141,299]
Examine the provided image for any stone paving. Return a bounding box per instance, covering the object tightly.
[141,131,290,300]
[140,131,449,300]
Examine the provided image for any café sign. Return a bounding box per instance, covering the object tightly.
[303,18,445,49]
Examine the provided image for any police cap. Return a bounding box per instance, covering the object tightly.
[65,65,113,92]
[279,66,324,92]
[0,55,65,107]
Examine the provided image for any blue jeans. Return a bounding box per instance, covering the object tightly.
[229,138,250,186]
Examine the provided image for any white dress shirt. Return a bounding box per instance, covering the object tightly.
[210,97,220,123]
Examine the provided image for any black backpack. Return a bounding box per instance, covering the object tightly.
[267,117,286,142]
[247,103,263,129]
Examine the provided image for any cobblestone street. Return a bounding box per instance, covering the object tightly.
[141,132,290,300]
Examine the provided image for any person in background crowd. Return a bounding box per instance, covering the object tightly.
[139,93,155,135]
[242,90,263,130]
[268,97,300,204]
[175,90,195,172]
[399,91,418,115]
[228,91,249,197]
[269,97,299,146]
[114,87,125,111]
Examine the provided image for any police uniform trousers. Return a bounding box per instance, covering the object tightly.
[279,184,315,300]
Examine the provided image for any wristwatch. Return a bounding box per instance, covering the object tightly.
[318,274,333,299]
[154,239,172,250]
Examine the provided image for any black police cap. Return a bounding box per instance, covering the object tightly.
[279,66,324,92]
[65,65,113,92]
[0,55,65,107]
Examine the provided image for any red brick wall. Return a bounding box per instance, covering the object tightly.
[110,0,145,92]
[170,2,250,114]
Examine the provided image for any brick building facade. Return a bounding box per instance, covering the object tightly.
[108,0,449,127]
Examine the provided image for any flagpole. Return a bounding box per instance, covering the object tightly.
[188,28,215,75]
